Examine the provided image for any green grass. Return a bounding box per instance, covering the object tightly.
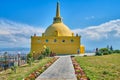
[75,54,120,80]
[0,57,53,80]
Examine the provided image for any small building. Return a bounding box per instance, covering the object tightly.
[31,2,85,54]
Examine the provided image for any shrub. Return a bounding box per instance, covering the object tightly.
[99,48,108,53]
[38,54,44,60]
[113,50,120,53]
[27,52,33,60]
[27,58,33,66]
[102,71,109,75]
[99,48,113,55]
[102,51,109,55]
[45,47,50,56]
[95,51,103,56]
[108,50,113,54]
[27,52,34,65]
[42,47,51,57]
[11,62,18,73]
[84,55,87,57]
[96,47,120,55]
[11,65,17,73]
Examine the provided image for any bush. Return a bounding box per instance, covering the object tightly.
[95,51,102,56]
[38,54,44,60]
[95,48,115,56]
[99,48,113,55]
[11,65,17,73]
[42,47,51,57]
[96,47,120,56]
[99,48,108,53]
[27,58,32,66]
[45,47,50,56]
[11,62,18,73]
[113,50,120,53]
[102,51,109,55]
[108,50,113,54]
[27,52,34,64]
[27,52,33,59]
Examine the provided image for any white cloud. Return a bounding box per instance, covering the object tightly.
[0,19,45,48]
[85,16,95,20]
[73,19,120,40]
[0,19,120,49]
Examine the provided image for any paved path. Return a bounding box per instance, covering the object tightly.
[36,56,77,80]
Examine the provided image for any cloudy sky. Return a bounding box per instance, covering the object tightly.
[0,0,120,50]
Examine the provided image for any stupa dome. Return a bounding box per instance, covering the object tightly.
[44,2,73,37]
[44,23,72,36]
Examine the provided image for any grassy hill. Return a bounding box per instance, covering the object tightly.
[0,57,52,80]
[75,54,120,80]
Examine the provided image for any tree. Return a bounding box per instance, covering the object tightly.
[110,46,113,51]
[113,49,120,53]
[95,48,103,56]
[27,52,33,59]
[27,58,32,66]
[96,48,99,52]
[99,48,109,55]
[38,54,44,60]
[42,47,51,57]
[45,47,50,56]
[27,52,33,66]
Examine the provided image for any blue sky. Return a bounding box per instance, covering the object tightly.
[0,0,120,51]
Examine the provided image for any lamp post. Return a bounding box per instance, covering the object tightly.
[18,53,20,66]
[4,52,7,71]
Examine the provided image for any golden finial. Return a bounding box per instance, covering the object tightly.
[56,1,60,17]
[53,1,62,23]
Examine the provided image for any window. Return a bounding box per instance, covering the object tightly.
[62,40,65,42]
[37,40,40,43]
[71,39,74,42]
[54,39,57,42]
[46,39,48,42]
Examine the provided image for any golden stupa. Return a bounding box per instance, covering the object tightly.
[31,2,85,54]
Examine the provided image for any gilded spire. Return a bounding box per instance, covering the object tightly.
[56,2,60,17]
[53,2,62,23]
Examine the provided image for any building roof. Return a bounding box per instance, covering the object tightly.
[44,2,73,37]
